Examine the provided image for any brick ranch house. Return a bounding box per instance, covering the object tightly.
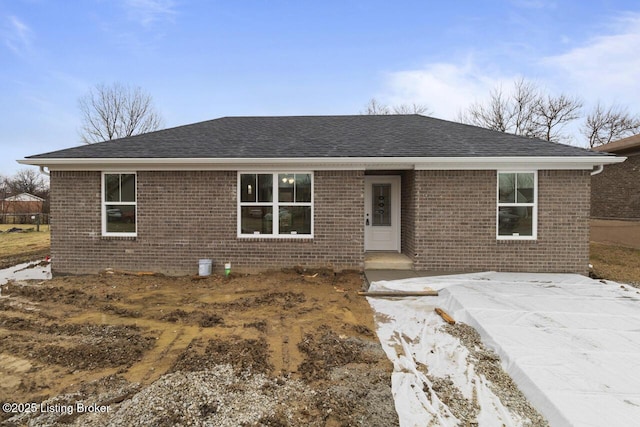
[20,115,624,275]
[591,133,640,220]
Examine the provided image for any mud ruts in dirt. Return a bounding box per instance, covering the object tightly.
[0,249,50,270]
[159,309,223,327]
[297,324,380,380]
[171,336,273,374]
[1,271,398,426]
[0,315,155,371]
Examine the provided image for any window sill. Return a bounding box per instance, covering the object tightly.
[100,235,137,241]
[496,238,537,244]
[238,235,313,242]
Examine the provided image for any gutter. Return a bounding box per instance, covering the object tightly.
[18,155,627,172]
[590,165,604,176]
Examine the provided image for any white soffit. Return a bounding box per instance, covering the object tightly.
[18,156,626,171]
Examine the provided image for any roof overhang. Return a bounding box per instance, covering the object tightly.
[19,156,626,172]
[593,134,640,154]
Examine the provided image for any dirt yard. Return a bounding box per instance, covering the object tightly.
[591,219,640,250]
[0,269,399,426]
[0,225,50,270]
[2,228,638,425]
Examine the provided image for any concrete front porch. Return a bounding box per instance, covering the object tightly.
[364,252,415,285]
[364,252,413,270]
[363,252,467,287]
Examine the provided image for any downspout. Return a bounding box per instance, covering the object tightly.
[591,165,604,176]
[39,166,50,176]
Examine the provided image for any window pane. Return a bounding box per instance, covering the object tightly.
[121,174,136,202]
[372,184,391,226]
[498,206,533,236]
[105,174,120,202]
[516,173,534,203]
[241,206,273,234]
[106,205,136,233]
[279,174,294,202]
[257,174,273,202]
[498,173,515,203]
[240,174,256,203]
[278,206,311,235]
[295,174,312,202]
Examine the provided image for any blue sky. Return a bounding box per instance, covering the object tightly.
[1,0,639,176]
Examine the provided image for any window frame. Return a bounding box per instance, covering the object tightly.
[237,171,314,238]
[102,172,137,237]
[496,171,537,240]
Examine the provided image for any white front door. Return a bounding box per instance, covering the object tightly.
[364,176,400,251]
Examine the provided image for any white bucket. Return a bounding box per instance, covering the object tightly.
[198,259,212,276]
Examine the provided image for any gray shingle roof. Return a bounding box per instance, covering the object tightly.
[27,115,609,159]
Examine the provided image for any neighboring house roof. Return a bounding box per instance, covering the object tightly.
[592,134,640,155]
[2,193,44,202]
[20,115,623,171]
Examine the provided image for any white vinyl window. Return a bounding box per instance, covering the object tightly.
[238,172,313,237]
[497,171,537,240]
[102,172,137,237]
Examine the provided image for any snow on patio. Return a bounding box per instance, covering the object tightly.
[367,272,640,427]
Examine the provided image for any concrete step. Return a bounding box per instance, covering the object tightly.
[364,252,413,270]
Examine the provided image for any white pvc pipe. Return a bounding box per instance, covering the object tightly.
[591,165,604,176]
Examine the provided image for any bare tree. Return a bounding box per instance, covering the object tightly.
[460,87,509,132]
[362,98,391,115]
[7,168,48,196]
[582,102,640,147]
[391,102,431,115]
[362,98,430,115]
[534,93,583,142]
[0,175,9,222]
[460,79,540,136]
[0,174,8,197]
[78,82,164,144]
[459,78,583,142]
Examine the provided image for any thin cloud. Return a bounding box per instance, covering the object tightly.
[122,0,177,27]
[542,13,640,105]
[3,15,33,55]
[511,0,557,9]
[382,61,511,120]
[380,12,640,123]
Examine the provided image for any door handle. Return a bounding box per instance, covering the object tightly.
[366,218,370,226]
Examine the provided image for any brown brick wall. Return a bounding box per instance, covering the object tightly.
[591,153,640,219]
[410,169,590,274]
[401,170,416,258]
[50,170,364,275]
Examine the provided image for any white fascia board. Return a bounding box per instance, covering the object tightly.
[19,158,364,171]
[18,155,625,171]
[414,156,626,170]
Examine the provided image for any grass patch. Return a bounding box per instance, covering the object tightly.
[0,224,50,266]
[590,242,640,286]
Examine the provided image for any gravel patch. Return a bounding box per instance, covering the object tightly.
[97,366,316,427]
[3,367,318,427]
[426,373,480,423]
[443,322,549,426]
